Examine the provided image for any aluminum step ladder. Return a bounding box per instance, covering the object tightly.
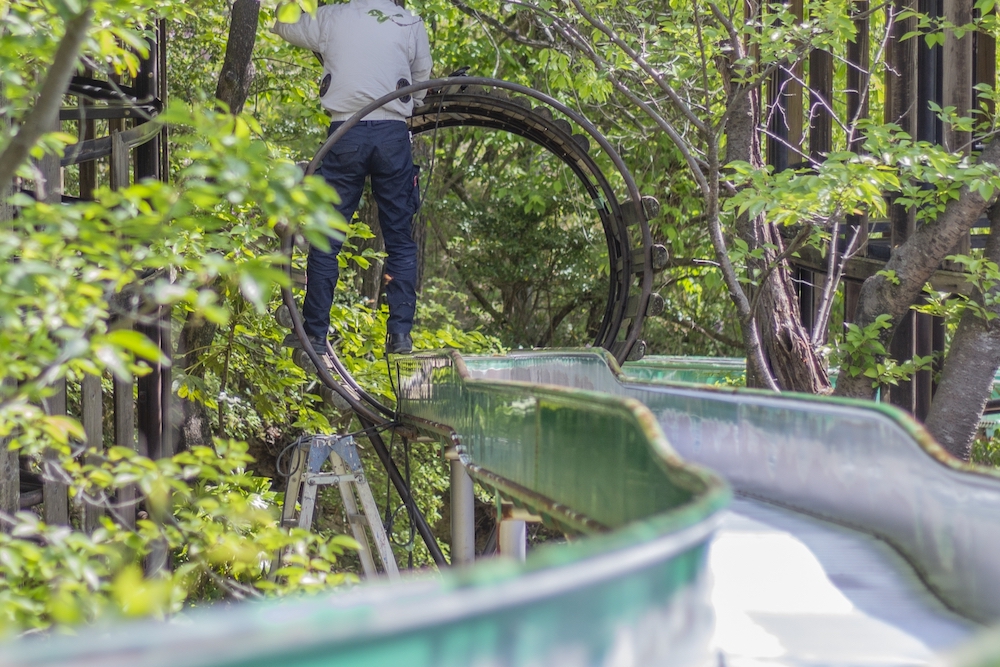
[280,434,399,581]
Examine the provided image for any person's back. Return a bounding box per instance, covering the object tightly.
[273,0,433,356]
[274,0,431,121]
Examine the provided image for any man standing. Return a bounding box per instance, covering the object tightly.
[273,0,432,355]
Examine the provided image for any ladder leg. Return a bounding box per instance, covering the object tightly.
[298,479,320,530]
[329,454,378,580]
[281,445,306,527]
[332,451,400,580]
[272,445,306,578]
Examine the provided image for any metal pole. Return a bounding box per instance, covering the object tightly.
[499,519,526,562]
[450,459,475,566]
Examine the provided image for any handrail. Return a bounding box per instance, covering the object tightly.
[61,119,162,167]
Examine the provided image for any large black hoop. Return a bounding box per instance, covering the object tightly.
[307,77,662,363]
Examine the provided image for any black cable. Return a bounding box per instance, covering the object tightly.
[385,351,398,413]
[404,436,414,569]
[380,435,415,551]
[383,427,396,530]
[379,432,416,554]
[276,436,307,478]
[343,421,399,440]
[417,93,445,209]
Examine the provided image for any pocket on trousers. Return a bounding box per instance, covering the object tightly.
[328,143,361,166]
[331,143,360,157]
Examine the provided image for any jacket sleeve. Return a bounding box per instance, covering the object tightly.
[271,7,325,52]
[409,20,433,105]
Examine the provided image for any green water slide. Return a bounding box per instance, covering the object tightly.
[5,349,1000,666]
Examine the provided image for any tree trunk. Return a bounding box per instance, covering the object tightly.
[176,311,217,451]
[923,204,1000,460]
[834,136,1000,399]
[178,1,262,449]
[725,79,830,393]
[214,0,261,114]
[355,191,386,307]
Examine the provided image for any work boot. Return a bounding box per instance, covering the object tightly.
[385,332,413,355]
[282,332,328,355]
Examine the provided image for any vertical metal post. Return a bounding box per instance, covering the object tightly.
[807,10,833,337]
[39,129,69,526]
[917,0,944,146]
[844,281,862,326]
[890,312,916,412]
[974,3,996,120]
[79,67,97,201]
[498,503,527,562]
[767,63,790,172]
[0,89,16,522]
[114,375,136,529]
[133,25,160,183]
[160,306,174,459]
[135,23,171,462]
[136,313,162,459]
[809,48,832,159]
[943,0,974,270]
[887,0,918,249]
[846,0,871,254]
[914,306,935,420]
[42,379,69,525]
[110,124,137,528]
[887,0,919,413]
[77,77,103,529]
[943,0,973,153]
[81,373,104,532]
[450,459,475,566]
[499,521,527,561]
[0,378,17,522]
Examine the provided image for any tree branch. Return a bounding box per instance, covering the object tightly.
[568,0,709,135]
[835,137,1000,398]
[0,5,94,188]
[448,0,554,49]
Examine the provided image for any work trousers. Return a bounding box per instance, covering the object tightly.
[303,120,420,339]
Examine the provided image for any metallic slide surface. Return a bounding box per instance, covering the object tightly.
[467,350,1000,662]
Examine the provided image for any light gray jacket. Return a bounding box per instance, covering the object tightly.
[272,0,433,121]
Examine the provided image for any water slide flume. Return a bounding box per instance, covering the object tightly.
[469,350,1000,625]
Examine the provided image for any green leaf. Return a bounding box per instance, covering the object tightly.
[106,330,167,365]
[277,2,302,23]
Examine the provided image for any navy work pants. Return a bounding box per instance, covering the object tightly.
[303,120,419,339]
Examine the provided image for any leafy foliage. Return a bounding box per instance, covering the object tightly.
[0,439,356,634]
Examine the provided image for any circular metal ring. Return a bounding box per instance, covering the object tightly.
[305,77,653,364]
